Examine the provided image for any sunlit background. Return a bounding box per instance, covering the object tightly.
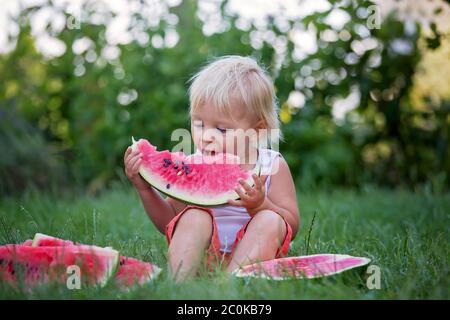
[1,0,449,194]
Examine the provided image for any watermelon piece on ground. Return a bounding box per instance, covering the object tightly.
[232,254,371,280]
[32,233,74,247]
[30,233,161,287]
[22,239,33,246]
[31,233,113,250]
[116,256,162,287]
[131,137,261,207]
[0,244,119,287]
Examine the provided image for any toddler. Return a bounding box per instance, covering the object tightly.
[124,56,300,282]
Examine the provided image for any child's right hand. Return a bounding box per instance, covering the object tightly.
[124,147,149,191]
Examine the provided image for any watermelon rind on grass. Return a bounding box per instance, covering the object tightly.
[0,244,119,288]
[0,233,161,290]
[31,233,114,250]
[232,254,371,281]
[31,233,161,288]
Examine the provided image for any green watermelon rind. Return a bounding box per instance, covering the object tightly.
[232,254,371,281]
[131,137,262,207]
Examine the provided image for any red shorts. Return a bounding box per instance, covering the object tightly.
[165,205,292,270]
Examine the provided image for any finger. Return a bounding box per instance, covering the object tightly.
[227,199,242,206]
[124,147,132,162]
[126,157,141,177]
[125,150,140,165]
[261,175,269,184]
[131,158,142,173]
[125,155,136,169]
[239,179,254,194]
[235,187,250,201]
[128,150,143,162]
[128,153,142,169]
[252,174,262,190]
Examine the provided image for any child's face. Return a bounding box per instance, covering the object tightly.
[191,97,262,162]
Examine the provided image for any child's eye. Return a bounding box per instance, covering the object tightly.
[193,121,203,128]
[216,127,227,134]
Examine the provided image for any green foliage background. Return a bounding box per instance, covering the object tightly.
[0,0,449,194]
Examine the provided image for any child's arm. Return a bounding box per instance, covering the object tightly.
[136,187,186,234]
[260,157,300,238]
[124,147,186,234]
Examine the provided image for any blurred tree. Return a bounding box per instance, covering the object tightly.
[0,0,448,193]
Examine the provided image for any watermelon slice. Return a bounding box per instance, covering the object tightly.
[22,239,33,246]
[32,233,74,247]
[232,254,371,280]
[116,256,161,287]
[31,233,113,250]
[0,244,119,287]
[131,137,261,206]
[30,233,161,287]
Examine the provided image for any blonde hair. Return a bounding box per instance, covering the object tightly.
[188,55,282,148]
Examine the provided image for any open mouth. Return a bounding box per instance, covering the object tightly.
[202,150,217,156]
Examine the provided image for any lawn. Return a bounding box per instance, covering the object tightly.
[0,185,449,299]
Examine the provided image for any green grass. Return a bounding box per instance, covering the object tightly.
[0,185,449,299]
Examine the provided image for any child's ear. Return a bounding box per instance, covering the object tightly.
[255,119,267,130]
[252,120,268,147]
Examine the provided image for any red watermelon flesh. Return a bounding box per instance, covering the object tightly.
[233,254,371,280]
[116,256,161,287]
[31,233,74,247]
[31,233,113,250]
[22,239,33,246]
[0,244,119,287]
[30,233,161,287]
[131,138,260,206]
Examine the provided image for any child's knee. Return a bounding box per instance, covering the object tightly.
[170,208,214,247]
[251,210,286,237]
[179,208,213,228]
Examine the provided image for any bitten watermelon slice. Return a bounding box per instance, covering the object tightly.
[0,244,119,287]
[131,138,260,206]
[232,254,371,280]
[30,233,161,287]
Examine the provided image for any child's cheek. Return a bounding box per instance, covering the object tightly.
[191,126,200,142]
[221,132,233,154]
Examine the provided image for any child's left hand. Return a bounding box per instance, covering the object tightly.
[227,174,269,216]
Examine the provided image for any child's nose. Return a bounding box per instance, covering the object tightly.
[201,127,216,143]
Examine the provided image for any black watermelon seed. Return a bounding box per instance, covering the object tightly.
[166,184,171,189]
[182,166,190,174]
[173,165,179,170]
[163,163,169,168]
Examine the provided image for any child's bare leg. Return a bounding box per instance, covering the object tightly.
[226,210,287,273]
[168,208,213,282]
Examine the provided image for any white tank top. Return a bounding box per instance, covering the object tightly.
[211,148,282,253]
